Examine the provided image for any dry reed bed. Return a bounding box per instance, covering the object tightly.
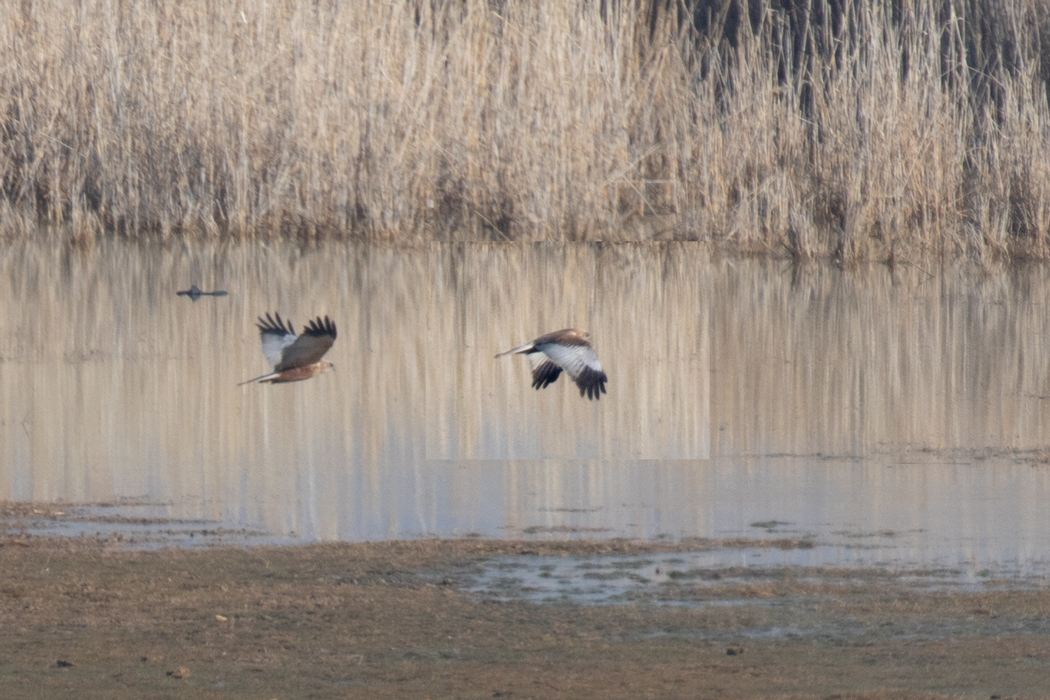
[0,0,1048,260]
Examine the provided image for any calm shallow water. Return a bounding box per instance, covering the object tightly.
[2,240,1050,573]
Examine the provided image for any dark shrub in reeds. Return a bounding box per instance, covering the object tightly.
[0,0,1048,260]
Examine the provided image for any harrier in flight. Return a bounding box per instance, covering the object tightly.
[496,328,608,400]
[239,312,337,385]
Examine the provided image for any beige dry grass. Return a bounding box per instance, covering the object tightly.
[1,0,1048,260]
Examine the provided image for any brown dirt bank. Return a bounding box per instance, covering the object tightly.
[3,533,1050,699]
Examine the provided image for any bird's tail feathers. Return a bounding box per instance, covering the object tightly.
[494,342,536,358]
[238,372,279,386]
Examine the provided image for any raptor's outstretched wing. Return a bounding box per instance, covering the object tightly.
[259,314,337,371]
[538,340,607,399]
[257,312,299,368]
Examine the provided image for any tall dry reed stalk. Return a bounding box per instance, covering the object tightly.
[0,0,1048,260]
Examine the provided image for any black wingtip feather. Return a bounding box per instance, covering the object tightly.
[530,358,563,390]
[303,315,337,339]
[258,311,295,336]
[576,368,608,401]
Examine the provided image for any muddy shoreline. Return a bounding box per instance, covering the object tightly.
[3,502,1050,698]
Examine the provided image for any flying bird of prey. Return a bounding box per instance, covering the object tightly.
[176,284,228,301]
[239,312,337,385]
[495,328,608,400]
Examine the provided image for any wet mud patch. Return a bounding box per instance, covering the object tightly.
[463,545,1050,611]
[0,499,286,550]
[3,502,1050,698]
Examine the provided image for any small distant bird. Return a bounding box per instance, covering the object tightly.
[176,284,228,301]
[239,312,337,385]
[495,328,608,400]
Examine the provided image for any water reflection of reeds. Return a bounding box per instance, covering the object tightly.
[1,241,710,534]
[426,243,710,460]
[714,262,1050,456]
[3,242,1050,550]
